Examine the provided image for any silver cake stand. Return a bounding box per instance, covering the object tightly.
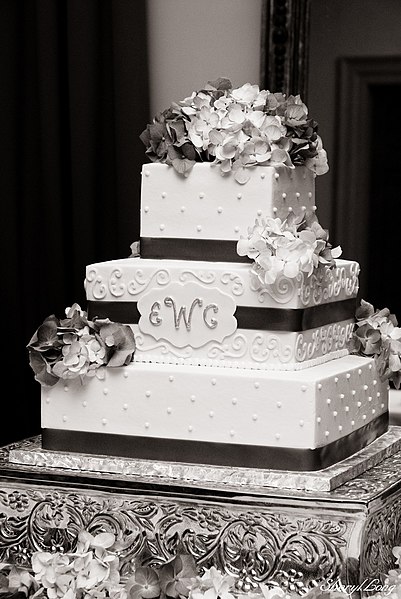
[2,429,401,597]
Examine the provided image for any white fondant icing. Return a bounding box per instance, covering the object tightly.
[140,164,316,241]
[41,356,388,451]
[86,258,359,309]
[137,281,237,349]
[85,256,358,370]
[133,321,353,371]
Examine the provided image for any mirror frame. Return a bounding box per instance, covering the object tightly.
[260,0,311,100]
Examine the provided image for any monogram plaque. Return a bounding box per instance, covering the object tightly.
[137,281,237,348]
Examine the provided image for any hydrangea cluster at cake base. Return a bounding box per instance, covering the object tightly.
[1,532,400,599]
[27,304,136,387]
[140,78,328,184]
[349,299,401,389]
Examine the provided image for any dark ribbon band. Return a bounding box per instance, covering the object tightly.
[42,412,388,472]
[88,298,356,332]
[140,237,251,262]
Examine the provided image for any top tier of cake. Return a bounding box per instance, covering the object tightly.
[140,163,316,261]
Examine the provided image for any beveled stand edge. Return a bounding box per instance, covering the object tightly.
[4,427,401,499]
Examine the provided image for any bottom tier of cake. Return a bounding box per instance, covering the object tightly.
[41,355,389,471]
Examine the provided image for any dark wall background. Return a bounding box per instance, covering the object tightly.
[1,0,150,446]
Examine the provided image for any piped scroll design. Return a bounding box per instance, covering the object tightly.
[257,274,297,305]
[179,270,216,285]
[134,333,194,359]
[207,334,248,360]
[251,335,293,363]
[85,268,171,300]
[298,265,359,307]
[177,271,245,297]
[295,322,353,362]
[220,272,245,296]
[0,488,348,594]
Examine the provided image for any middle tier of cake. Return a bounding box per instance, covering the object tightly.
[85,257,359,370]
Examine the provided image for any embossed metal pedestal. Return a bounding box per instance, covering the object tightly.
[2,434,401,598]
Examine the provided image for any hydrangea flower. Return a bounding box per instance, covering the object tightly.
[2,545,401,599]
[140,78,328,183]
[27,304,136,387]
[158,554,198,598]
[125,566,161,599]
[189,566,236,599]
[349,300,401,388]
[237,212,341,288]
[28,530,127,599]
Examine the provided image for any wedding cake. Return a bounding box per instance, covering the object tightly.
[28,79,400,473]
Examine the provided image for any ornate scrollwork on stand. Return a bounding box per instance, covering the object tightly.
[361,495,401,581]
[0,488,350,594]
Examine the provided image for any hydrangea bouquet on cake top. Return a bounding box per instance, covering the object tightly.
[140,78,328,184]
[349,299,401,389]
[27,304,136,387]
[236,211,342,288]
